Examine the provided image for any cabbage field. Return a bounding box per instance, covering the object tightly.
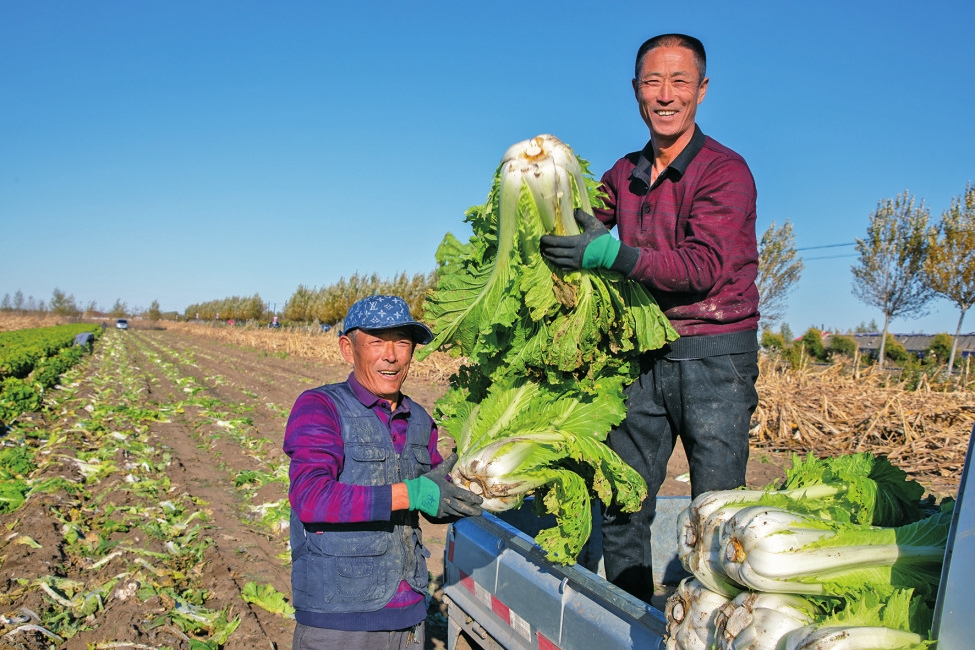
[0,321,970,649]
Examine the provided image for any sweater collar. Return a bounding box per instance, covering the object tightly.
[631,124,706,188]
[347,372,411,414]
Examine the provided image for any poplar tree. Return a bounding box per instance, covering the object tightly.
[110,299,129,318]
[50,288,79,317]
[851,191,934,367]
[757,219,804,330]
[147,300,162,322]
[923,183,975,375]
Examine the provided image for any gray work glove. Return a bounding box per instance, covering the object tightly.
[406,453,483,518]
[539,209,616,270]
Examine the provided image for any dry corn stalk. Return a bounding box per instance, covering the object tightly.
[752,356,974,497]
[164,321,463,382]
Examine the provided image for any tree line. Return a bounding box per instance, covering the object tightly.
[0,290,163,321]
[157,272,434,325]
[281,271,434,325]
[183,294,266,322]
[759,183,975,373]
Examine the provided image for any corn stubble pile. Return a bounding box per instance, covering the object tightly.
[159,322,974,497]
[751,357,974,496]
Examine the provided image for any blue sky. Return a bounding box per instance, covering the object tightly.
[3,1,974,335]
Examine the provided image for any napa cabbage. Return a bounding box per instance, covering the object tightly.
[421,135,676,562]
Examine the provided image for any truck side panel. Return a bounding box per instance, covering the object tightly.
[443,499,689,649]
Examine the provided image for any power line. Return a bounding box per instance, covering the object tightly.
[804,253,859,261]
[796,242,856,251]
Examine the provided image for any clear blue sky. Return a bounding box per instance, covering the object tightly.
[3,1,974,334]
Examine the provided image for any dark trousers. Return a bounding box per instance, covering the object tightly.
[292,622,424,649]
[601,350,759,603]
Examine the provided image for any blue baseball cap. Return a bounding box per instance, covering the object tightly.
[341,295,434,345]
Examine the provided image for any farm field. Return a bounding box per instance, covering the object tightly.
[1,324,970,649]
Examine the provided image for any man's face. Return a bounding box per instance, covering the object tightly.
[339,327,415,404]
[632,45,708,148]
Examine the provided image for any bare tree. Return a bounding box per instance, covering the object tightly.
[923,182,975,374]
[851,191,934,367]
[757,219,804,330]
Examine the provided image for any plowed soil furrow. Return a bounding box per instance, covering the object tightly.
[0,332,299,650]
[1,326,788,650]
[147,329,445,414]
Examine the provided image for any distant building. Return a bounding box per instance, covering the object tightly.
[845,333,975,357]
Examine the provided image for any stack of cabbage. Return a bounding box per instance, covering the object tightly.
[418,135,677,563]
[665,453,951,650]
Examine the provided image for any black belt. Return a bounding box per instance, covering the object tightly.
[651,328,759,360]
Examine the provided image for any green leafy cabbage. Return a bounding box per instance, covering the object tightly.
[420,134,677,562]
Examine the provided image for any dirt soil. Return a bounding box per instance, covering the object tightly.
[0,328,789,650]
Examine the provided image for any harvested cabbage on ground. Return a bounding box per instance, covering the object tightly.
[420,134,677,562]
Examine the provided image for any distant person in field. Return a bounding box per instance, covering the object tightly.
[539,33,760,603]
[73,331,95,354]
[283,295,482,649]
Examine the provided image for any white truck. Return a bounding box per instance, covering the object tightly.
[441,426,974,649]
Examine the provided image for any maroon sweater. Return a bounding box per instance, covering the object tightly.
[597,126,760,338]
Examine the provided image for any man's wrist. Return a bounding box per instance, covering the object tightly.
[391,482,410,511]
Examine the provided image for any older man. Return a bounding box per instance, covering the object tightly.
[540,34,760,602]
[284,295,482,649]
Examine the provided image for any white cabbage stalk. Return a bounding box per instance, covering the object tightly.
[683,505,747,597]
[714,592,820,650]
[780,625,925,650]
[680,484,841,551]
[500,134,593,237]
[677,506,695,561]
[665,578,732,650]
[719,506,833,593]
[719,506,943,595]
[451,434,561,512]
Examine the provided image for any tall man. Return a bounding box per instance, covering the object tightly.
[540,34,760,602]
[284,295,482,649]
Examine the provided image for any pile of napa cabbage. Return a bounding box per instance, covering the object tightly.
[665,452,952,650]
[418,135,677,562]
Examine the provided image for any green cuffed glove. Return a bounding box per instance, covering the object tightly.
[541,208,634,272]
[404,453,483,518]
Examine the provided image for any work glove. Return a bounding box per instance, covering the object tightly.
[404,453,483,518]
[539,209,621,271]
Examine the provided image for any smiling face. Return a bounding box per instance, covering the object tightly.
[339,327,416,408]
[632,45,709,154]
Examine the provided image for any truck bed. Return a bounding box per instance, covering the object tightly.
[442,497,690,650]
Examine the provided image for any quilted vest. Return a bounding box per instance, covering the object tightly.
[289,382,433,613]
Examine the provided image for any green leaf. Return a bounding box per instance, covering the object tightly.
[241,581,295,618]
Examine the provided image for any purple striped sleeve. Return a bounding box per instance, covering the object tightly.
[283,390,392,524]
[428,423,444,467]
